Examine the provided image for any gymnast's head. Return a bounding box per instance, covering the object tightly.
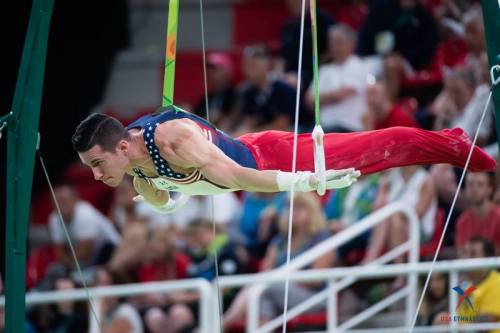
[72,113,131,187]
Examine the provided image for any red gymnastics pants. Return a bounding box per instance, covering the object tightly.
[238,127,496,175]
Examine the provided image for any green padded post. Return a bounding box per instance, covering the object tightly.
[5,0,54,332]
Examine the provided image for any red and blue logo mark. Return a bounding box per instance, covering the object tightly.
[453,283,476,310]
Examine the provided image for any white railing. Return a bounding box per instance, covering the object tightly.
[216,201,421,333]
[2,200,499,333]
[2,259,499,333]
[0,278,213,333]
[216,258,500,333]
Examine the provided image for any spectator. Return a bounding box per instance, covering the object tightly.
[28,275,87,333]
[358,0,438,70]
[47,277,88,333]
[227,192,286,258]
[193,52,238,133]
[324,174,380,265]
[457,237,500,323]
[281,0,335,87]
[137,228,194,333]
[233,44,296,135]
[92,268,144,333]
[365,0,438,100]
[108,175,166,231]
[455,172,500,255]
[138,228,190,283]
[462,6,486,84]
[307,24,369,132]
[435,237,500,327]
[419,273,448,326]
[164,193,241,231]
[48,185,120,269]
[363,166,437,265]
[431,66,493,145]
[223,192,334,328]
[107,176,168,282]
[184,218,249,280]
[363,80,419,130]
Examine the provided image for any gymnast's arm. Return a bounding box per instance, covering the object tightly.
[133,176,170,206]
[156,119,282,192]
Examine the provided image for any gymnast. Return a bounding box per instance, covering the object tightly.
[72,105,496,213]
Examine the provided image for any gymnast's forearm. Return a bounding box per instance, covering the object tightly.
[202,162,280,192]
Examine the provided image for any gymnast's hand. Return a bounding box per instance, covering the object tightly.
[317,168,361,190]
[132,176,169,206]
[277,168,361,192]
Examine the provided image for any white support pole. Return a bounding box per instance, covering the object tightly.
[449,270,459,333]
[327,280,338,332]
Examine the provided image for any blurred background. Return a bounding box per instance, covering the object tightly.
[2,0,500,332]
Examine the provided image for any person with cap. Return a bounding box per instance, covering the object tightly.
[194,52,237,132]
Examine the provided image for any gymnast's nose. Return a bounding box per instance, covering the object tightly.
[91,167,104,181]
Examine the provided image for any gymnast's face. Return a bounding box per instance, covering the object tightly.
[78,141,130,187]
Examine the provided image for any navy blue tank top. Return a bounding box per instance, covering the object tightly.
[126,106,257,180]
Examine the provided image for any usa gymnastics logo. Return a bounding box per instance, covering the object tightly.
[452,283,476,311]
[440,282,488,324]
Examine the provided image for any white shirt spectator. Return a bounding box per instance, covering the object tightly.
[451,83,493,140]
[49,201,121,248]
[90,303,144,333]
[162,192,242,229]
[386,168,437,240]
[112,304,144,333]
[313,55,369,131]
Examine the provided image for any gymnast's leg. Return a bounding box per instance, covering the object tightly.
[321,127,496,174]
[239,127,495,173]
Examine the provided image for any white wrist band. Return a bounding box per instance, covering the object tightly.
[276,170,315,192]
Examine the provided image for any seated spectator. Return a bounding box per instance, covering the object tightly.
[108,175,166,231]
[222,192,333,328]
[363,166,437,265]
[431,66,493,146]
[185,219,249,280]
[455,172,500,256]
[359,0,438,96]
[136,228,193,333]
[108,176,172,282]
[428,164,468,238]
[164,193,241,231]
[363,80,419,130]
[434,237,500,327]
[92,267,144,333]
[306,24,369,132]
[233,44,296,135]
[138,228,190,283]
[462,6,486,84]
[457,237,500,322]
[418,273,448,326]
[193,52,238,133]
[324,174,380,264]
[48,185,120,269]
[359,0,438,72]
[28,274,87,333]
[281,0,335,87]
[227,192,286,258]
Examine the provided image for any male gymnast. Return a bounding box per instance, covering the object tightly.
[72,106,496,213]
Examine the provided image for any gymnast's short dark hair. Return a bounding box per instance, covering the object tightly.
[72,113,130,153]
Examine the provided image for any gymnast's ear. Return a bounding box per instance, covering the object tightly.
[116,139,130,154]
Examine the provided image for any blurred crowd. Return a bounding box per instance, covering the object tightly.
[3,0,500,332]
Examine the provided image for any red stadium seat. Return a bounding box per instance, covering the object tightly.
[420,208,446,259]
[26,245,57,289]
[63,163,114,215]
